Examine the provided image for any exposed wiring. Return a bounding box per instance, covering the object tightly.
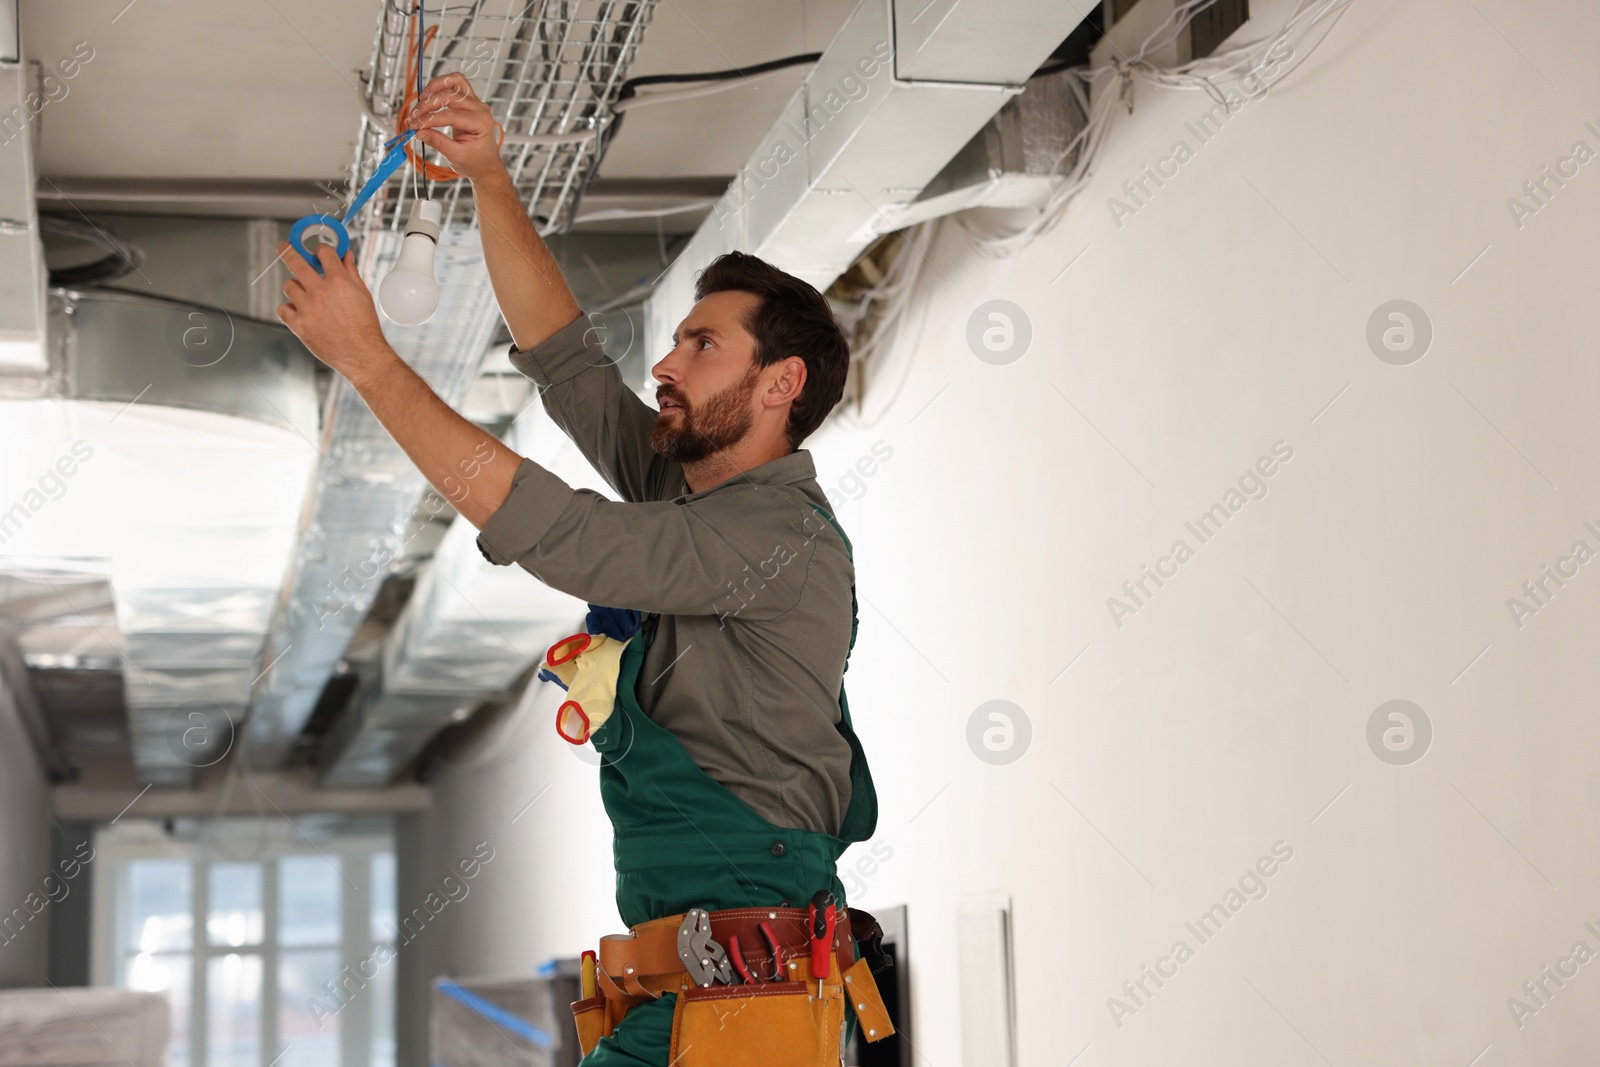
[554,51,821,235]
[610,55,821,113]
[826,220,940,431]
[356,86,586,147]
[831,0,1356,426]
[956,0,1356,258]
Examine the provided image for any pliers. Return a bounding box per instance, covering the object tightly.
[726,920,786,984]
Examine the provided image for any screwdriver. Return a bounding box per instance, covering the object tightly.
[581,950,597,1000]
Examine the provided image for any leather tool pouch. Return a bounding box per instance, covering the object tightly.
[571,908,897,1063]
[568,992,631,1060]
[667,950,847,1067]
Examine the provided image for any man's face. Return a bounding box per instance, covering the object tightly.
[651,291,765,463]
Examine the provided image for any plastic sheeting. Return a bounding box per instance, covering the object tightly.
[0,987,169,1067]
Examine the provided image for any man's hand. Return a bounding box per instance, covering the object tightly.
[275,240,394,386]
[408,73,505,185]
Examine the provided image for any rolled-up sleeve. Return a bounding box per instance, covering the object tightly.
[505,311,598,389]
[505,309,678,505]
[475,457,577,566]
[476,459,821,618]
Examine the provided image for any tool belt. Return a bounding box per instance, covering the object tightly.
[570,905,896,1065]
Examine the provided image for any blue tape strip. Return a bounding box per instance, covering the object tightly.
[343,131,416,225]
[287,129,416,272]
[436,980,553,1049]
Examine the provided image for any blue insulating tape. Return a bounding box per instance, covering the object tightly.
[288,129,418,273]
[436,980,553,1049]
[288,214,350,273]
[344,130,417,224]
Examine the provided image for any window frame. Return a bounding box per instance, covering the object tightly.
[90,818,395,1067]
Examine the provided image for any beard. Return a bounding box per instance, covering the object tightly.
[651,362,762,463]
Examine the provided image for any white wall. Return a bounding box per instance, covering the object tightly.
[411,1,1600,1063]
[395,683,616,1066]
[0,669,55,987]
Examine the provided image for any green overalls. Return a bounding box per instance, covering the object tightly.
[581,504,878,1066]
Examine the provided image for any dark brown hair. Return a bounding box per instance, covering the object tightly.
[693,251,850,451]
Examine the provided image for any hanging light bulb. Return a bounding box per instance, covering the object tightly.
[378,199,442,326]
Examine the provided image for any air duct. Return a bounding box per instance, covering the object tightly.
[318,415,589,786]
[644,0,1097,349]
[6,288,322,787]
[245,0,662,776]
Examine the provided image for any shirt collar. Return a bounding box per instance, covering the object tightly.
[675,449,817,501]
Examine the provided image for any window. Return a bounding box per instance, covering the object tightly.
[94,819,395,1067]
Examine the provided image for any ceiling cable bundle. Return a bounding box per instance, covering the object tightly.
[957,0,1357,259]
[826,220,938,430]
[288,1,445,325]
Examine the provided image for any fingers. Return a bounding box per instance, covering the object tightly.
[342,249,368,290]
[413,128,462,160]
[412,77,489,127]
[409,102,489,139]
[278,240,319,284]
[417,72,479,110]
[314,241,341,275]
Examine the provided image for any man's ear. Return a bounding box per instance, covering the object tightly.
[770,355,806,405]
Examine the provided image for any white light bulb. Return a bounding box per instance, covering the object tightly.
[378,199,442,326]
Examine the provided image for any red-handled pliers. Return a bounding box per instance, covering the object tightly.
[731,920,785,983]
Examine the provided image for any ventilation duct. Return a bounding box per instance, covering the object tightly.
[4,289,321,788]
[644,0,1097,349]
[318,415,589,786]
[245,0,662,774]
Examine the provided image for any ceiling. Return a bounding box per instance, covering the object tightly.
[19,0,859,230]
[8,0,861,789]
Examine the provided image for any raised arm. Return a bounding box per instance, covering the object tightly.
[409,73,579,350]
[506,312,682,503]
[410,73,678,502]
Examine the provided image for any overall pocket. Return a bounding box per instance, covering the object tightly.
[667,977,845,1067]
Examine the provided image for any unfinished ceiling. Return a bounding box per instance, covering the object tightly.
[5,0,1093,792]
[19,0,859,232]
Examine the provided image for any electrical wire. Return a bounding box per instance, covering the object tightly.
[827,220,940,431]
[830,0,1356,425]
[955,0,1356,259]
[554,51,821,236]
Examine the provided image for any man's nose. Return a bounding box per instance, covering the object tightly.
[651,356,679,386]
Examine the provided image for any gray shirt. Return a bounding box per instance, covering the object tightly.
[474,311,856,837]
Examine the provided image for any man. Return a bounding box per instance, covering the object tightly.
[277,73,889,1066]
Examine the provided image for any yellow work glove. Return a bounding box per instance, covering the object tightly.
[545,632,631,743]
